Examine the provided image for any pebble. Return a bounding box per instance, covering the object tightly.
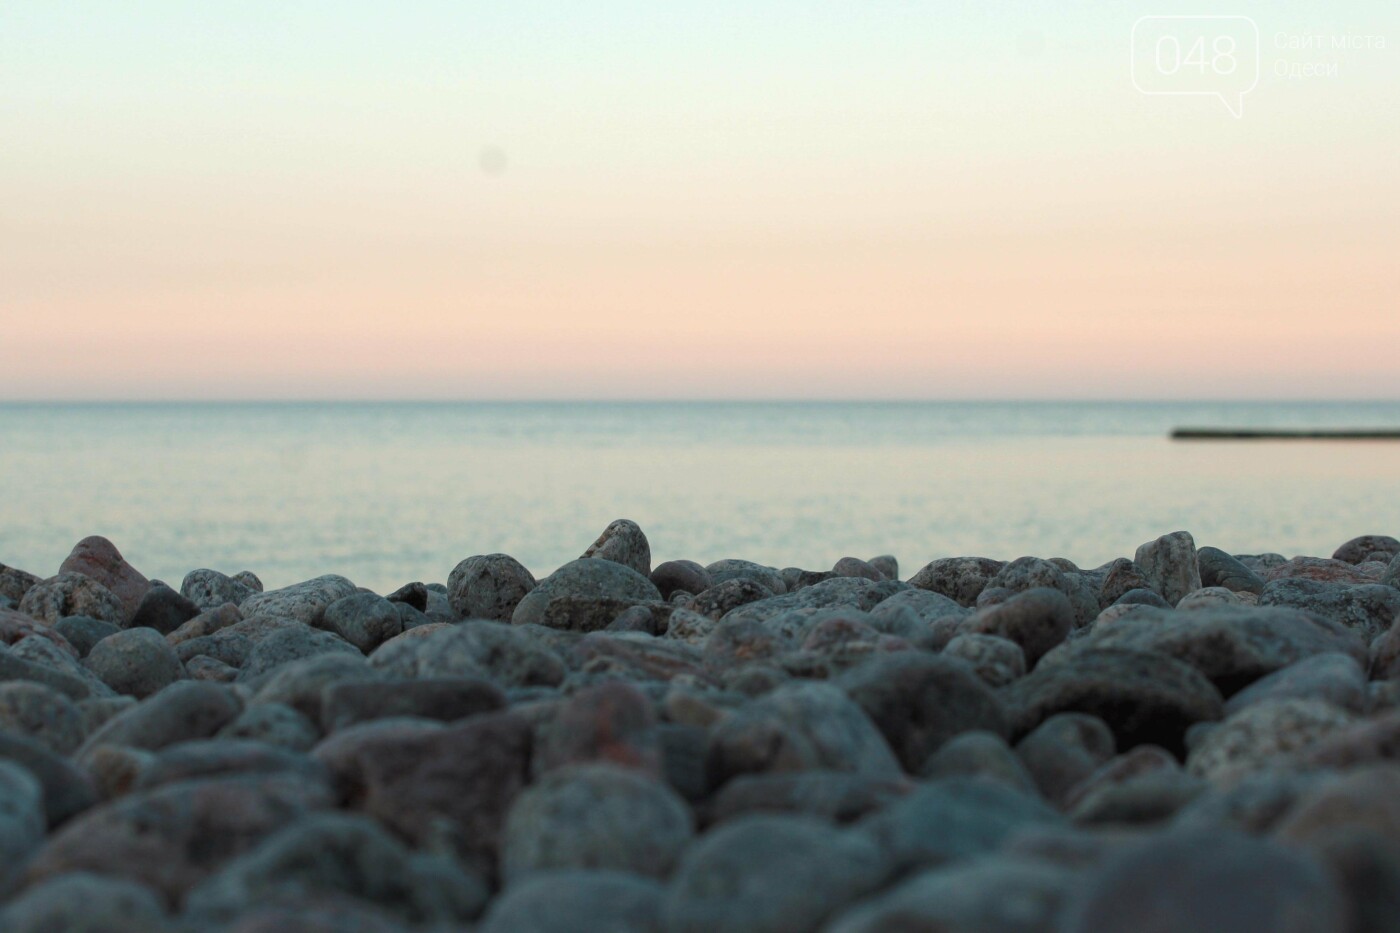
[239,575,358,627]
[130,583,201,635]
[511,558,662,630]
[1133,530,1202,606]
[705,770,912,826]
[181,569,258,612]
[53,615,119,656]
[919,729,1039,793]
[321,676,504,732]
[1188,698,1358,784]
[0,682,86,755]
[1197,546,1267,594]
[707,681,902,783]
[1260,578,1400,642]
[958,586,1073,665]
[580,518,652,577]
[0,872,173,933]
[1015,712,1117,807]
[1006,647,1223,754]
[663,814,888,933]
[478,870,664,933]
[942,633,1026,687]
[323,592,403,652]
[58,535,151,620]
[650,559,712,600]
[0,562,42,605]
[704,559,788,594]
[184,811,487,927]
[447,553,537,621]
[83,627,185,698]
[1059,830,1348,933]
[907,556,1004,605]
[827,856,1074,933]
[19,572,127,626]
[839,653,1007,771]
[859,776,1062,871]
[501,763,693,882]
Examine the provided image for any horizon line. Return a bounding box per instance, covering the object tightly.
[3,397,1400,406]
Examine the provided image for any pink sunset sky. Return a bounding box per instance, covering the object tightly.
[3,1,1397,400]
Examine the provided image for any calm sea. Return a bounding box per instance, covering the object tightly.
[2,401,1398,593]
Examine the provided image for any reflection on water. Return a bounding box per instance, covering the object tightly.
[1,402,1398,592]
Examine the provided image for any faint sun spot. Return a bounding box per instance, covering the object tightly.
[479,145,508,177]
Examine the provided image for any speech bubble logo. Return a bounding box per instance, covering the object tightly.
[1132,16,1260,118]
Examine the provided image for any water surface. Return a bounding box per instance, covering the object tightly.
[2,401,1398,592]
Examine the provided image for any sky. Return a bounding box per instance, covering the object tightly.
[2,1,1397,400]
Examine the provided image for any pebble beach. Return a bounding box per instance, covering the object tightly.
[2,522,1400,931]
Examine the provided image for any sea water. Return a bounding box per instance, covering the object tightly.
[2,401,1398,593]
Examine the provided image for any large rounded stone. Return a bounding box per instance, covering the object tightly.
[662,815,888,933]
[130,583,200,635]
[1072,604,1366,695]
[479,870,664,933]
[323,592,402,652]
[218,702,320,752]
[704,559,787,595]
[316,710,532,874]
[858,777,1062,872]
[1224,652,1366,716]
[1059,830,1348,933]
[501,764,693,883]
[0,872,172,933]
[651,560,711,600]
[23,774,336,903]
[54,615,120,657]
[907,556,1004,606]
[959,587,1072,665]
[1334,535,1400,565]
[1188,699,1357,784]
[0,563,42,605]
[1260,579,1400,642]
[59,536,151,620]
[707,771,912,826]
[1005,648,1223,755]
[0,730,99,825]
[79,681,244,762]
[942,633,1026,687]
[532,681,661,777]
[1198,547,1267,595]
[251,653,378,723]
[181,569,256,612]
[237,624,361,682]
[920,730,1039,793]
[19,573,126,626]
[368,620,565,687]
[1133,530,1202,606]
[827,856,1074,933]
[321,677,505,732]
[83,627,184,698]
[511,559,662,631]
[0,681,85,754]
[0,760,45,889]
[184,812,487,927]
[580,519,651,577]
[838,653,1008,771]
[707,682,901,784]
[1015,712,1117,806]
[239,575,358,627]
[447,554,537,621]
